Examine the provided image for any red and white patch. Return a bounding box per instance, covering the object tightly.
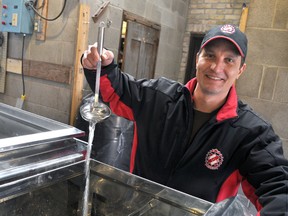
[205,149,224,170]
[220,24,235,34]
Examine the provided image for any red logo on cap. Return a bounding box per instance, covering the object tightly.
[220,24,235,34]
[205,149,224,170]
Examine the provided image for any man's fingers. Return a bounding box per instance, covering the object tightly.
[101,49,114,66]
[82,59,95,70]
[82,50,96,69]
[82,43,114,69]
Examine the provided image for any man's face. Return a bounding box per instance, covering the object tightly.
[195,39,246,98]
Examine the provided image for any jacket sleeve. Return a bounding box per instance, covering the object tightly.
[82,58,152,121]
[239,126,288,216]
[82,57,186,124]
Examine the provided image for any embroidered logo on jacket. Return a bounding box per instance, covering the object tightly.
[205,149,224,170]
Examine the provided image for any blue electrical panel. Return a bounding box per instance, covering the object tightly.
[0,0,35,34]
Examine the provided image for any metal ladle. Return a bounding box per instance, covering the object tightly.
[80,21,111,216]
[80,21,111,124]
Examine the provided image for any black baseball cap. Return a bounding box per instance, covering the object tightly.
[201,24,248,59]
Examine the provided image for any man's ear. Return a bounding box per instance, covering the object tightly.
[196,52,200,65]
[237,63,246,79]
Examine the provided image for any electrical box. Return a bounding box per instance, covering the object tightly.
[0,0,35,34]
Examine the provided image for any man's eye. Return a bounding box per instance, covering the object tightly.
[226,58,234,63]
[206,54,214,58]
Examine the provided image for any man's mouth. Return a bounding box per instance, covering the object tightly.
[206,75,223,81]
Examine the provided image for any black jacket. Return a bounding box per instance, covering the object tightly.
[83,62,288,215]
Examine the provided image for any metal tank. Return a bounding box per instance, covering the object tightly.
[0,102,214,215]
[0,102,255,216]
[0,102,86,215]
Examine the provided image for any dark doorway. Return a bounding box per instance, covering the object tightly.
[184,33,204,84]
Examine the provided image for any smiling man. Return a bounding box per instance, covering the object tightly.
[82,24,288,215]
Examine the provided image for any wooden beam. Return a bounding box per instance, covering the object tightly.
[239,4,249,32]
[6,58,71,84]
[92,1,110,23]
[36,0,49,41]
[6,58,21,74]
[69,4,90,126]
[26,60,71,83]
[0,32,8,93]
[124,11,161,30]
[236,4,249,86]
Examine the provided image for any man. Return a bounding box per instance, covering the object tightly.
[82,24,288,215]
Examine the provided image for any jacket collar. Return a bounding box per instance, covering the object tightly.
[185,78,238,122]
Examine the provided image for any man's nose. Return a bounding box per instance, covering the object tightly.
[210,60,224,72]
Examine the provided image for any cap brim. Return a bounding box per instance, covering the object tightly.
[201,36,245,58]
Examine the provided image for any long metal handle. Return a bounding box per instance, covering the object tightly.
[94,21,106,104]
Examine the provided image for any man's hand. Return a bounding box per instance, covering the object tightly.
[82,42,114,70]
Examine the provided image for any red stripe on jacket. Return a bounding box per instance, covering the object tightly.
[216,169,262,215]
[216,170,242,202]
[100,74,137,173]
[185,78,238,122]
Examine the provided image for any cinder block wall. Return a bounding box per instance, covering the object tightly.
[0,0,79,123]
[236,0,288,156]
[0,0,189,124]
[89,0,190,80]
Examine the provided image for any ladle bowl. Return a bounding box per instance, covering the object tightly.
[80,101,111,124]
